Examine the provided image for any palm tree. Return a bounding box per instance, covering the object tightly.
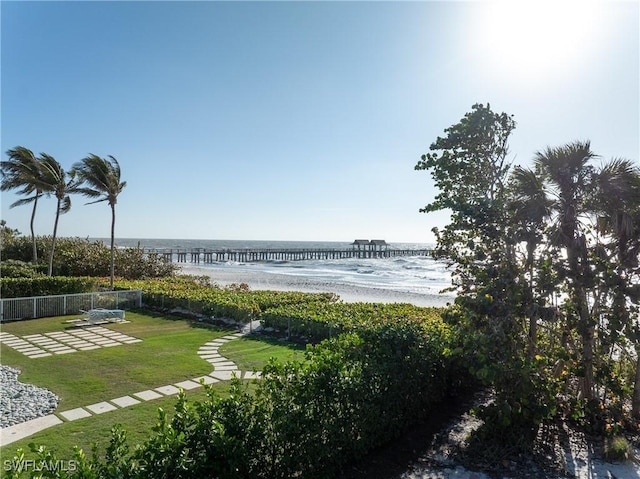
[72,154,126,289]
[533,140,598,400]
[593,158,640,269]
[592,159,640,415]
[39,154,79,276]
[1,147,45,264]
[508,165,553,359]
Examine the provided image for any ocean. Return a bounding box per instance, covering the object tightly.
[97,238,454,300]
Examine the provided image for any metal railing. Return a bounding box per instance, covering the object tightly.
[0,290,143,322]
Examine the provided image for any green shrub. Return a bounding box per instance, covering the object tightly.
[603,435,631,461]
[1,236,176,279]
[114,277,337,324]
[261,301,446,341]
[4,303,458,479]
[135,321,453,478]
[1,276,459,477]
[0,259,45,278]
[0,276,98,298]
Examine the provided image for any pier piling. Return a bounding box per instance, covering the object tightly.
[144,246,430,263]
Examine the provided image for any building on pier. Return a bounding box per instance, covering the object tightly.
[351,239,388,251]
[350,239,389,258]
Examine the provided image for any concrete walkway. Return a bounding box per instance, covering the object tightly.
[1,321,262,446]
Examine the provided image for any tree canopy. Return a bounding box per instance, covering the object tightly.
[417,104,640,445]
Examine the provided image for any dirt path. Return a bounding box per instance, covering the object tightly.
[339,391,640,479]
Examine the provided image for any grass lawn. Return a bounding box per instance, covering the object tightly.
[0,310,235,410]
[218,334,307,371]
[0,310,306,468]
[0,385,224,468]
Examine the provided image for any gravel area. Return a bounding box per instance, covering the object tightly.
[0,365,59,428]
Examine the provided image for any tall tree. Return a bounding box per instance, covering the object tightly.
[416,105,544,439]
[72,154,126,289]
[532,141,598,400]
[39,154,79,276]
[1,147,45,264]
[592,159,640,415]
[508,166,554,359]
[419,106,640,431]
[415,103,517,312]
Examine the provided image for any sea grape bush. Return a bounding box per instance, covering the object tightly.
[261,301,446,341]
[0,260,44,278]
[122,278,261,321]
[113,277,338,324]
[1,236,176,279]
[5,318,455,479]
[113,277,448,346]
[112,278,444,343]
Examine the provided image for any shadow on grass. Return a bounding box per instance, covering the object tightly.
[241,333,309,352]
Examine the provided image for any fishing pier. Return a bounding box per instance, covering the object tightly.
[144,240,430,263]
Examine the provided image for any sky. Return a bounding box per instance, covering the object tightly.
[1,0,638,244]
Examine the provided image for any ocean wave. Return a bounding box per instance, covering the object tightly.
[356,269,375,275]
[118,237,448,296]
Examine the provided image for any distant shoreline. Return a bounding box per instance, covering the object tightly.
[179,264,454,308]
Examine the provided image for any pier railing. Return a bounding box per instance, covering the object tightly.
[143,247,431,263]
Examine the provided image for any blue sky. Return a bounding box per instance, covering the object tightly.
[1,1,638,243]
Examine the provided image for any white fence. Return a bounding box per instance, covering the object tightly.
[0,290,143,322]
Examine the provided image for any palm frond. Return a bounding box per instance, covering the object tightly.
[73,154,126,206]
[593,157,640,241]
[57,195,71,214]
[1,146,43,195]
[84,197,109,206]
[73,186,103,198]
[533,140,598,185]
[509,166,553,225]
[10,195,38,208]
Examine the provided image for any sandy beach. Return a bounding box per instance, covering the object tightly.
[179,264,454,308]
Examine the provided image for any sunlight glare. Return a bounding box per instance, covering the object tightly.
[475,1,600,85]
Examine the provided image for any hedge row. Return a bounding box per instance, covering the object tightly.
[262,300,446,340]
[7,321,455,479]
[0,276,98,298]
[114,277,338,323]
[113,278,444,343]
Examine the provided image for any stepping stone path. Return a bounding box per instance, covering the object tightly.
[0,327,142,358]
[1,322,264,446]
[197,332,245,379]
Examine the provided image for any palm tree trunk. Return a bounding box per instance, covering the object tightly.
[526,241,537,361]
[581,320,596,401]
[30,195,39,264]
[633,347,640,418]
[528,314,538,361]
[575,276,595,401]
[568,235,595,401]
[110,203,116,290]
[48,200,61,276]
